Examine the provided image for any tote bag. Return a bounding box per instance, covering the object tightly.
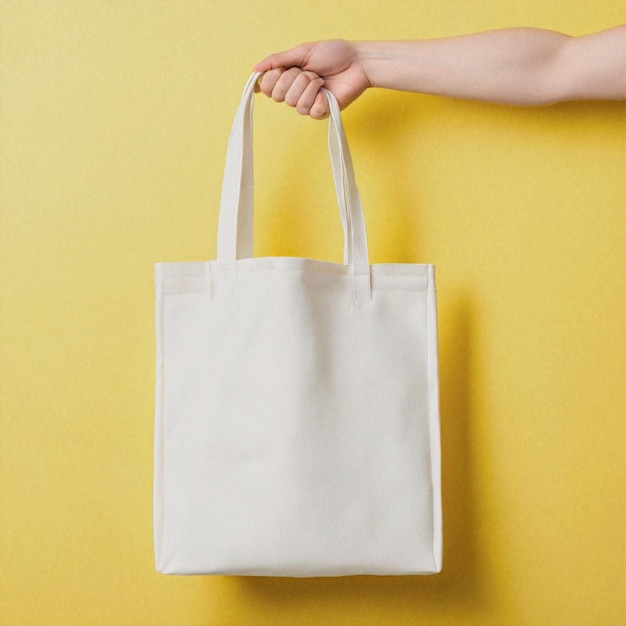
[154,73,442,577]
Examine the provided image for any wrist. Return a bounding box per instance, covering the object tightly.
[353,41,388,89]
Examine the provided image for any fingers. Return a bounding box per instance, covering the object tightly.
[309,91,330,120]
[285,72,323,111]
[258,68,327,118]
[253,42,330,118]
[257,68,291,99]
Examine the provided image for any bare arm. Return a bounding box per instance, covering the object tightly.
[254,26,626,118]
[359,26,625,104]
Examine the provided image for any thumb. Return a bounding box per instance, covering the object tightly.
[253,43,313,72]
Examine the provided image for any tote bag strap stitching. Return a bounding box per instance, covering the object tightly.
[237,79,255,259]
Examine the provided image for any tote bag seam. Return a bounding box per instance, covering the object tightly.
[171,262,431,275]
[160,267,431,293]
[154,285,166,569]
[425,274,442,572]
[424,281,435,571]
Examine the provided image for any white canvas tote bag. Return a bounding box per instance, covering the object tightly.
[154,73,442,577]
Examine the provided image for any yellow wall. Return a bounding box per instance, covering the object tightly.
[1,1,624,625]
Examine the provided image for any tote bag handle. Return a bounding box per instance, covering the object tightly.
[217,72,371,305]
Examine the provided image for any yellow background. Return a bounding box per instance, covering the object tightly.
[1,1,624,625]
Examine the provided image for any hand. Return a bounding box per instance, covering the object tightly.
[253,40,370,119]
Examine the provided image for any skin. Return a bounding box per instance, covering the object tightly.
[253,26,626,119]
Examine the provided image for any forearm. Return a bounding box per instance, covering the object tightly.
[355,27,624,105]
